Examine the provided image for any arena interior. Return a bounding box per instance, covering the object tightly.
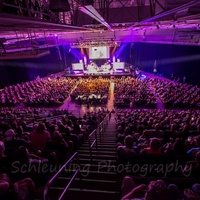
[0,0,200,200]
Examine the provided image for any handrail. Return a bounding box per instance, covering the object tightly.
[36,114,65,122]
[98,113,109,142]
[88,129,97,161]
[87,113,110,161]
[99,122,103,142]
[89,129,96,137]
[90,139,96,148]
[58,169,80,200]
[27,113,69,126]
[43,152,78,200]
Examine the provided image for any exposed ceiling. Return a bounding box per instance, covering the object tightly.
[0,0,200,55]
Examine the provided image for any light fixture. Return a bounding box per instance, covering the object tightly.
[70,39,121,48]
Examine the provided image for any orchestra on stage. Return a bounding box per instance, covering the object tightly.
[85,61,112,74]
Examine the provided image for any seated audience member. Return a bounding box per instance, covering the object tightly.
[117,135,136,160]
[12,146,49,188]
[121,176,170,200]
[140,138,161,155]
[184,185,200,200]
[4,128,29,158]
[0,141,10,174]
[0,142,5,160]
[45,131,68,163]
[164,138,187,156]
[187,135,200,156]
[5,128,29,144]
[121,176,200,200]
[0,177,9,199]
[183,151,200,179]
[14,178,36,200]
[0,173,35,200]
[30,123,51,151]
[172,138,187,156]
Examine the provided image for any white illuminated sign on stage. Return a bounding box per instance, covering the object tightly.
[72,63,84,70]
[89,46,110,59]
[113,62,125,70]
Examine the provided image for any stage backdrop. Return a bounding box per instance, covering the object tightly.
[0,47,64,88]
[133,42,200,86]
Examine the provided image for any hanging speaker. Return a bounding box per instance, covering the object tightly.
[49,0,70,12]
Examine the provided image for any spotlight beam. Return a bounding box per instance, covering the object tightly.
[79,5,113,31]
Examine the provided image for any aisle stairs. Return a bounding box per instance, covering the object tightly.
[45,114,120,200]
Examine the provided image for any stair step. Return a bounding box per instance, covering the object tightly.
[81,145,116,148]
[79,158,116,165]
[79,164,116,172]
[80,147,116,151]
[78,150,116,155]
[99,136,116,138]
[82,144,117,148]
[79,154,116,160]
[85,138,116,141]
[99,138,116,140]
[84,142,116,145]
[46,114,120,200]
[64,163,117,173]
[60,170,117,180]
[54,177,117,191]
[49,187,120,200]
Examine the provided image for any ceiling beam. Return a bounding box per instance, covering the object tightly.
[0,13,95,31]
[131,0,200,26]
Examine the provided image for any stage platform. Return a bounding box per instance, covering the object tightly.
[63,72,132,78]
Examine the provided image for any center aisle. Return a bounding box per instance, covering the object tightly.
[49,114,120,200]
[107,81,115,111]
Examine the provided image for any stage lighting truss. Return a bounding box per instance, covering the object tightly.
[70,40,121,48]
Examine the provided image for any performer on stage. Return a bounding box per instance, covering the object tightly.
[102,60,112,72]
[87,61,98,73]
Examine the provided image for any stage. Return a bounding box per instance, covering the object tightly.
[67,61,131,77]
[63,71,132,78]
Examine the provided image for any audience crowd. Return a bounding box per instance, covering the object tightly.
[116,108,200,157]
[71,77,110,105]
[0,77,77,107]
[116,109,200,200]
[113,77,157,108]
[0,106,108,199]
[147,77,200,108]
[0,72,200,199]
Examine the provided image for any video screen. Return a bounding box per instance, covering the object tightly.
[89,46,110,59]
